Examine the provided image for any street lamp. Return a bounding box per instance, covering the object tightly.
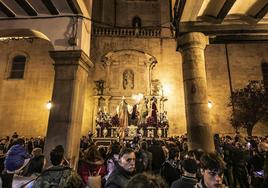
[46,100,53,110]
[208,100,213,109]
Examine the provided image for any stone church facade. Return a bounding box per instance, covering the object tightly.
[0,0,267,166]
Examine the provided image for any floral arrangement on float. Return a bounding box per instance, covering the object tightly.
[95,110,112,129]
[96,110,120,128]
[158,111,169,128]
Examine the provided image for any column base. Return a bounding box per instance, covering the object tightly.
[187,124,214,153]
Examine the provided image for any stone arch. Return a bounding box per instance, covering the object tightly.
[0,29,55,76]
[0,29,51,44]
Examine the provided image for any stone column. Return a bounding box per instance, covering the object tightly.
[178,32,214,152]
[44,50,93,169]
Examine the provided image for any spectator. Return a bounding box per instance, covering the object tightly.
[104,142,121,181]
[2,138,31,188]
[194,153,227,188]
[160,147,181,186]
[126,172,167,188]
[32,145,83,188]
[140,141,152,171]
[78,145,106,185]
[148,139,165,174]
[4,138,30,174]
[12,132,19,139]
[12,148,45,187]
[171,158,198,188]
[105,147,136,188]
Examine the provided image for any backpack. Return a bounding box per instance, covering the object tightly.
[33,166,83,188]
[40,167,71,188]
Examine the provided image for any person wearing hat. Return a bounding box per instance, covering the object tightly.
[78,145,106,186]
[4,138,31,174]
[1,138,31,188]
[171,158,198,188]
[12,148,45,187]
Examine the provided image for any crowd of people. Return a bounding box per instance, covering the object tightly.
[0,132,268,188]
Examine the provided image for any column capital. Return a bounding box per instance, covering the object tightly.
[177,32,209,52]
[49,50,94,71]
[101,56,112,66]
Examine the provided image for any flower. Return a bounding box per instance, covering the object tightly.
[96,110,112,129]
[111,114,119,127]
[146,116,157,127]
[157,112,169,128]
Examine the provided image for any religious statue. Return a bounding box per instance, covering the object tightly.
[123,69,134,89]
[150,97,158,124]
[130,103,139,126]
[151,79,161,96]
[94,80,105,95]
[139,97,149,124]
[117,96,129,139]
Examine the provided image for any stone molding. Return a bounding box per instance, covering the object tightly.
[49,50,93,71]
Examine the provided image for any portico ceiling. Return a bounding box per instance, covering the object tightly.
[172,0,268,42]
[0,0,90,18]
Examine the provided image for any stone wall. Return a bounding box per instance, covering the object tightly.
[90,36,186,135]
[0,39,54,137]
[205,43,268,135]
[0,38,267,137]
[93,0,161,28]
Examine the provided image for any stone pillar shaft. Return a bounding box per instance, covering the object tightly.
[178,32,214,152]
[44,50,93,169]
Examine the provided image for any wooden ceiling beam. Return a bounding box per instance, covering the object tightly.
[254,2,268,20]
[173,0,186,22]
[179,22,268,35]
[14,0,37,16]
[41,0,59,15]
[217,0,236,20]
[66,0,81,14]
[210,34,268,44]
[0,1,15,17]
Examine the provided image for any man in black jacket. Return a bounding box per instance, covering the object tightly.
[171,158,198,188]
[105,147,136,188]
[148,139,165,174]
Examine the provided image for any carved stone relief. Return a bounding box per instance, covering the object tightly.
[101,50,157,96]
[123,69,134,89]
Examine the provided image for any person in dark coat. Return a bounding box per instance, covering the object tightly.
[2,138,30,188]
[171,158,198,188]
[4,138,30,173]
[126,172,167,188]
[105,147,136,188]
[148,139,165,174]
[160,148,181,186]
